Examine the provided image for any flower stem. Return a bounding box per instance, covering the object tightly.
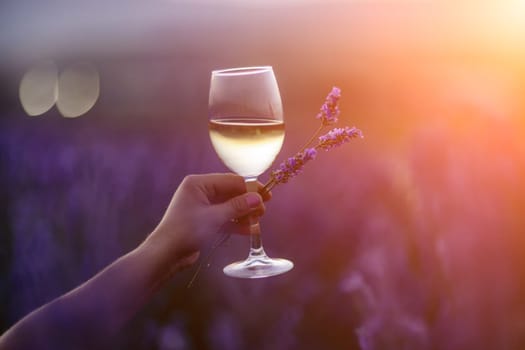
[261,179,276,195]
[187,230,231,288]
[298,124,324,153]
[261,124,325,194]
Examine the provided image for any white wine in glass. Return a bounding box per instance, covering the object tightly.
[208,66,293,278]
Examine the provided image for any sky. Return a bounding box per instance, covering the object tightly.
[2,0,525,71]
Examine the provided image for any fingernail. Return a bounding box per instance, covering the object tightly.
[245,193,261,209]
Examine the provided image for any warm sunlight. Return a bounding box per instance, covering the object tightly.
[3,1,525,349]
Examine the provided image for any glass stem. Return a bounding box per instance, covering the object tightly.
[245,179,268,259]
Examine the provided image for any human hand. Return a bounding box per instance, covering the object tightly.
[146,173,270,268]
[0,174,271,349]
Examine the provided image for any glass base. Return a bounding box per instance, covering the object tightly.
[223,256,293,279]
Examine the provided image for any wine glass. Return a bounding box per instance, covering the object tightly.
[208,66,293,278]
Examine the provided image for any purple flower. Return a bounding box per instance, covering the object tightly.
[317,126,364,151]
[271,148,318,185]
[316,87,341,125]
[262,87,364,193]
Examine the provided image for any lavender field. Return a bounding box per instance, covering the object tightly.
[2,1,525,349]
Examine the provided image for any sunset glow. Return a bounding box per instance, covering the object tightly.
[3,1,525,349]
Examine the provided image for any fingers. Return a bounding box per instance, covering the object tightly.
[183,173,247,204]
[208,192,265,229]
[181,173,271,237]
[227,192,264,217]
[184,173,273,203]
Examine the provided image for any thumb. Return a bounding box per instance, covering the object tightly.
[209,192,263,224]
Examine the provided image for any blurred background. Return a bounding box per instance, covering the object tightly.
[2,0,525,349]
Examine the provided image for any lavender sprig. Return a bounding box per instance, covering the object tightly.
[262,87,363,193]
[264,126,363,192]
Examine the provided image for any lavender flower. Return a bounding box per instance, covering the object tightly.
[270,148,317,185]
[316,87,341,125]
[261,87,362,194]
[317,126,364,151]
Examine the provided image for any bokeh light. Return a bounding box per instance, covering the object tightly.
[56,62,100,118]
[18,61,58,116]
